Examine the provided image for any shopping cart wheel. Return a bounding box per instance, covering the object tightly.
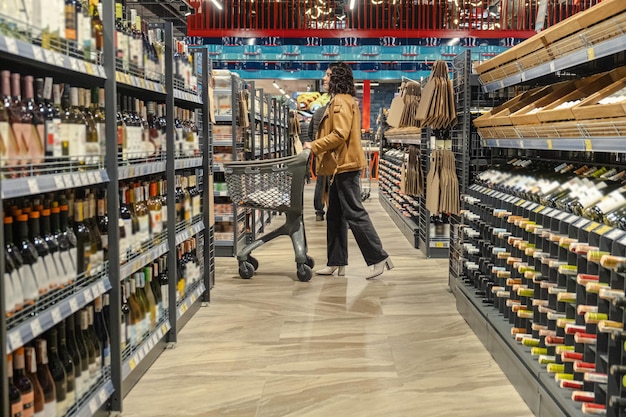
[239,262,255,279]
[305,255,315,269]
[296,264,313,282]
[247,255,259,271]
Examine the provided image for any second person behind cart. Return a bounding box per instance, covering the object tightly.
[303,62,393,280]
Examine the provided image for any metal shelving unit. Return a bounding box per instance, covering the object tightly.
[0,7,213,416]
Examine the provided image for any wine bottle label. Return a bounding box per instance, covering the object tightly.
[12,122,32,165]
[103,345,111,368]
[192,196,201,219]
[161,284,169,309]
[21,390,34,417]
[64,388,75,412]
[161,206,168,226]
[138,215,150,244]
[43,400,56,417]
[55,397,66,417]
[129,323,137,346]
[0,120,11,166]
[32,124,44,164]
[21,264,39,304]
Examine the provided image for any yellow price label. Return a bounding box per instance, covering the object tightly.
[129,358,136,370]
[587,47,595,61]
[534,205,545,213]
[595,225,612,235]
[584,139,593,151]
[585,222,600,232]
[516,199,526,206]
[181,303,188,314]
[161,323,168,333]
[140,78,146,89]
[85,63,93,75]
[435,242,445,248]
[115,72,122,82]
[546,139,553,150]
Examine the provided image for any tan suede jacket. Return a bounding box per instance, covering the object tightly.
[310,94,367,176]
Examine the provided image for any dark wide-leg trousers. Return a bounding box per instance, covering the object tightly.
[326,170,388,267]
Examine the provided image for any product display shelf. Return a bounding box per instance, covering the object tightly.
[378,152,419,249]
[482,137,626,153]
[477,3,626,92]
[213,73,246,258]
[453,182,626,417]
[418,132,449,259]
[0,3,214,414]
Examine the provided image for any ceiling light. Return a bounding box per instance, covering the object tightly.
[273,81,280,89]
[279,88,286,94]
[210,0,223,10]
[349,0,355,10]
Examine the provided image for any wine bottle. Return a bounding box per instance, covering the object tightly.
[150,261,163,322]
[68,313,88,398]
[16,213,41,305]
[94,295,111,369]
[35,338,57,416]
[24,76,45,166]
[23,347,45,417]
[85,194,103,270]
[143,267,157,328]
[9,73,32,167]
[40,208,64,290]
[73,200,92,276]
[4,247,18,316]
[57,320,76,411]
[96,191,108,260]
[91,0,104,53]
[86,304,102,380]
[51,205,74,287]
[5,216,25,312]
[116,93,128,162]
[8,353,24,417]
[120,284,130,350]
[29,211,54,295]
[147,181,163,239]
[127,278,143,346]
[57,203,78,283]
[79,309,97,388]
[134,272,150,334]
[159,256,169,312]
[13,347,34,417]
[46,329,68,416]
[83,89,99,165]
[0,70,16,167]
[134,183,150,246]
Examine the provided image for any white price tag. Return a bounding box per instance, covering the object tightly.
[44,49,54,64]
[549,62,556,72]
[30,319,43,337]
[88,171,97,184]
[51,307,62,324]
[70,58,79,72]
[63,174,74,188]
[98,280,106,293]
[99,389,107,403]
[56,53,64,67]
[5,37,18,54]
[528,203,538,211]
[69,298,79,313]
[74,174,83,186]
[27,178,40,194]
[54,176,65,190]
[32,47,43,62]
[84,287,94,302]
[606,229,624,241]
[81,172,89,185]
[89,400,98,414]
[8,331,23,351]
[94,170,103,183]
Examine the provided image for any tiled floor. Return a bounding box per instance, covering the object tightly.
[122,182,534,417]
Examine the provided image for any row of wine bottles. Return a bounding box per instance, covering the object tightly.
[3,169,202,316]
[458,189,626,415]
[0,69,201,173]
[7,298,109,417]
[477,160,626,230]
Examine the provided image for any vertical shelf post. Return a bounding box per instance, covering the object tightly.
[163,22,178,344]
[103,0,122,412]
[200,48,212,303]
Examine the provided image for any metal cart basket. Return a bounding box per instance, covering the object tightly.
[224,149,315,281]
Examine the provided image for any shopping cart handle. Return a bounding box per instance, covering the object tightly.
[244,167,261,174]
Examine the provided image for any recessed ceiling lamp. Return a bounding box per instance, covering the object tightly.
[349,0,355,10]
[210,0,223,10]
[273,81,280,89]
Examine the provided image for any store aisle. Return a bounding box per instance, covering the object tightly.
[122,182,534,417]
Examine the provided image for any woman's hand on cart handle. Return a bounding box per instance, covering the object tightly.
[303,142,312,150]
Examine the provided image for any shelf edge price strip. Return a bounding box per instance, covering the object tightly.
[6,276,112,352]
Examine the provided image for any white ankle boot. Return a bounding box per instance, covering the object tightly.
[315,266,346,276]
[365,257,394,280]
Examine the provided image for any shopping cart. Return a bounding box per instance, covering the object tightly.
[224,149,315,282]
[360,138,373,202]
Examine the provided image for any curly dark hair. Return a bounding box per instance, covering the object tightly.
[328,63,356,96]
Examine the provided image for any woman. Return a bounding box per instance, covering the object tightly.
[303,63,393,280]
